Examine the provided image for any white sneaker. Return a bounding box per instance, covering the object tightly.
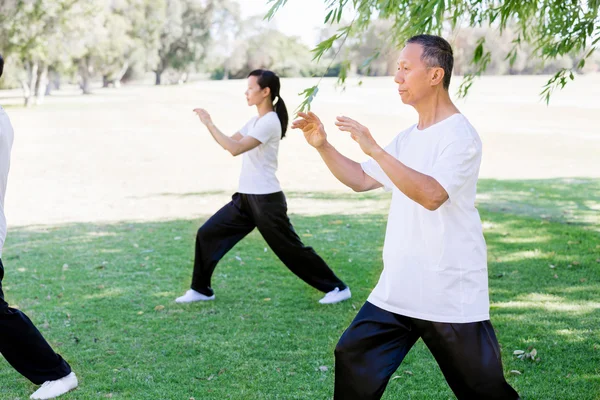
[175,289,215,303]
[319,287,351,304]
[30,372,78,399]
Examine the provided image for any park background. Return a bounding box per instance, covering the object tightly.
[1,0,599,399]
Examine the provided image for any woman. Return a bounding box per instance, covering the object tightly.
[175,69,351,305]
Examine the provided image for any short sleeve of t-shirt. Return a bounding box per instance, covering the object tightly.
[238,118,254,136]
[429,138,480,200]
[247,114,279,144]
[360,133,406,192]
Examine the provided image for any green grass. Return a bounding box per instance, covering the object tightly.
[1,179,599,399]
[477,178,600,230]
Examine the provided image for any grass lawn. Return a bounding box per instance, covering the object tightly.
[1,179,599,399]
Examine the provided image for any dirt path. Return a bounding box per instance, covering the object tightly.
[1,74,599,227]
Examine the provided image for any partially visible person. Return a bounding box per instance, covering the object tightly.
[0,54,78,400]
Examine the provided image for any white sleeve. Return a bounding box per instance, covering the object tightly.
[238,119,252,137]
[429,138,481,200]
[247,115,279,143]
[360,136,401,192]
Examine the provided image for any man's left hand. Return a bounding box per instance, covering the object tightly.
[335,116,382,157]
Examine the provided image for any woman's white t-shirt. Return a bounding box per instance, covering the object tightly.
[237,112,282,195]
[361,114,490,323]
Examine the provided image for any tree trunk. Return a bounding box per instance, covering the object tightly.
[154,70,162,85]
[46,70,61,95]
[21,79,31,107]
[22,61,38,107]
[114,61,129,88]
[35,64,49,105]
[79,56,93,95]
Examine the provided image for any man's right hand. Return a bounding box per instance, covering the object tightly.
[291,112,327,149]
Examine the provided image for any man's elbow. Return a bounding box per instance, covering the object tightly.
[351,181,373,192]
[423,200,442,211]
[351,175,379,192]
[422,191,448,211]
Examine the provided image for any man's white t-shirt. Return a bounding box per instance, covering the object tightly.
[0,106,14,258]
[237,111,282,195]
[361,113,489,323]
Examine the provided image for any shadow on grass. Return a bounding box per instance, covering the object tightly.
[0,206,598,399]
[477,178,600,230]
[123,178,600,230]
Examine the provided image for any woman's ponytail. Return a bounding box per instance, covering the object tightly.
[273,95,288,138]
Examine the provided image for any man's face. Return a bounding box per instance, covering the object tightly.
[394,43,435,106]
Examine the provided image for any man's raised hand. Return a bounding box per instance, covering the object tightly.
[292,112,328,149]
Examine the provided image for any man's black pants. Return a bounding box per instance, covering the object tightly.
[334,301,520,400]
[0,259,71,384]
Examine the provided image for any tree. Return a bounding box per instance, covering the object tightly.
[267,0,600,108]
[213,15,315,79]
[94,0,165,88]
[153,0,238,85]
[451,24,588,76]
[68,0,166,94]
[317,19,400,77]
[0,0,91,105]
[125,0,166,82]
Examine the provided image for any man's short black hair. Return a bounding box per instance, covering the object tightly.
[406,34,454,90]
[0,54,4,79]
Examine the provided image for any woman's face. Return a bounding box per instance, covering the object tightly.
[245,75,269,106]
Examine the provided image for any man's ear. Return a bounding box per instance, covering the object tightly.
[430,67,445,87]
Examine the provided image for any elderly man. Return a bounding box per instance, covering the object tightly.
[292,34,520,400]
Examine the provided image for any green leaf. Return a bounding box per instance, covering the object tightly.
[264,0,288,21]
[295,85,320,113]
[586,48,596,58]
[540,69,572,105]
[325,9,334,23]
[311,33,339,62]
[360,51,381,69]
[474,42,483,63]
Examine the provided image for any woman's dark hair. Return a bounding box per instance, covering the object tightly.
[248,69,288,139]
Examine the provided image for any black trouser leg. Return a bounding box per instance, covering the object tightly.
[190,193,255,296]
[0,259,72,385]
[334,302,419,400]
[248,192,347,293]
[417,319,520,400]
[333,302,520,400]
